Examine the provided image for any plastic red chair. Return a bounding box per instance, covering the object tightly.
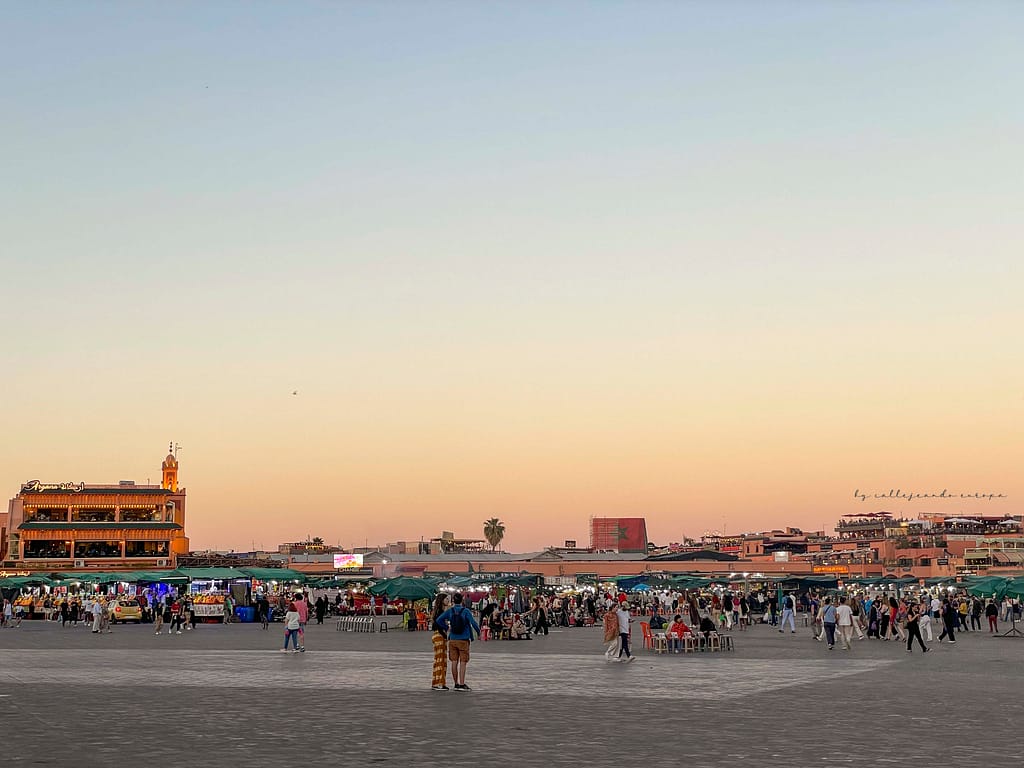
[640,621,653,650]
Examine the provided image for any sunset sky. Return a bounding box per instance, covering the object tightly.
[2,4,1021,552]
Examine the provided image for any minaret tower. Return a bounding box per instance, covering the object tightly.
[161,442,179,492]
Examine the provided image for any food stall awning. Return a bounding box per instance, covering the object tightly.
[238,567,307,583]
[122,570,190,584]
[367,576,438,600]
[176,567,249,580]
[670,576,714,589]
[306,575,372,587]
[0,575,53,588]
[51,572,129,584]
[790,575,840,588]
[964,576,1012,598]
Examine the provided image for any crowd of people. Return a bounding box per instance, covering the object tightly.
[807,592,1018,651]
[6,582,1022,696]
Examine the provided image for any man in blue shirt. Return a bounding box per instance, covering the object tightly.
[435,593,481,691]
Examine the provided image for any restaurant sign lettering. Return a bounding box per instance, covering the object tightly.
[21,480,85,493]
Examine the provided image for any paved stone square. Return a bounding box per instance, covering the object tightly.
[0,619,1021,767]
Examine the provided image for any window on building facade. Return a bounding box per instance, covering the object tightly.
[125,541,169,557]
[24,540,71,558]
[74,541,122,558]
[27,508,69,522]
[71,508,116,523]
[120,508,161,522]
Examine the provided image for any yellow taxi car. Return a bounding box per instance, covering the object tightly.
[109,598,143,624]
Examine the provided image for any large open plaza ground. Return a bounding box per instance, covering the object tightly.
[1,617,1021,767]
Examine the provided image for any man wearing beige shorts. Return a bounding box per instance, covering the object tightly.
[435,593,481,692]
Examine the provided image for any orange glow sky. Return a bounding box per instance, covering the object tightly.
[2,6,1021,551]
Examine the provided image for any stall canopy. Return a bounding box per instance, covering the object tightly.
[367,576,437,601]
[503,573,542,587]
[176,567,249,581]
[0,575,53,588]
[833,576,921,588]
[1000,577,1024,600]
[964,576,1012,599]
[609,575,648,591]
[790,575,840,589]
[606,574,677,591]
[238,567,307,583]
[46,571,190,584]
[51,572,131,585]
[114,570,190,584]
[306,575,372,587]
[670,576,714,589]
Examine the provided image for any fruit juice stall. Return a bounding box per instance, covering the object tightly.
[178,567,252,621]
[178,567,308,622]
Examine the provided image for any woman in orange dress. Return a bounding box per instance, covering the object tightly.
[430,594,451,690]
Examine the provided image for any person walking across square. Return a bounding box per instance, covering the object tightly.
[293,592,309,651]
[905,601,929,653]
[616,603,635,662]
[281,601,301,653]
[603,607,620,660]
[835,596,854,650]
[985,599,999,633]
[919,600,934,641]
[819,597,837,649]
[938,598,957,644]
[778,593,797,634]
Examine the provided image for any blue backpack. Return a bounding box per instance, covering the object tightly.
[449,606,467,635]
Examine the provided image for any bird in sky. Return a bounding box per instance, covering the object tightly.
[292,390,299,396]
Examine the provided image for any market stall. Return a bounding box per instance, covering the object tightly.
[177,567,251,620]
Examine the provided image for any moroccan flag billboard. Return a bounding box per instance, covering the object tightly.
[590,517,649,553]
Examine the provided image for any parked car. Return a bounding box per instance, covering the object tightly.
[109,598,142,623]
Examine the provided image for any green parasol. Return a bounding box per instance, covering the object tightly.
[368,576,437,601]
[964,576,1011,599]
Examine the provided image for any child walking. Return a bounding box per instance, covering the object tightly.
[281,601,303,653]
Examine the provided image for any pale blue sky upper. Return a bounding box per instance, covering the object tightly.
[5,5,1021,350]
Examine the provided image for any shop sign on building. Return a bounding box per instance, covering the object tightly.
[21,480,85,493]
[192,604,226,618]
[544,575,576,587]
[813,565,850,574]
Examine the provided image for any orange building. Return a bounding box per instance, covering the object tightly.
[2,449,189,572]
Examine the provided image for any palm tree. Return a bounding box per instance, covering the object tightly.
[483,518,506,552]
[311,536,325,545]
